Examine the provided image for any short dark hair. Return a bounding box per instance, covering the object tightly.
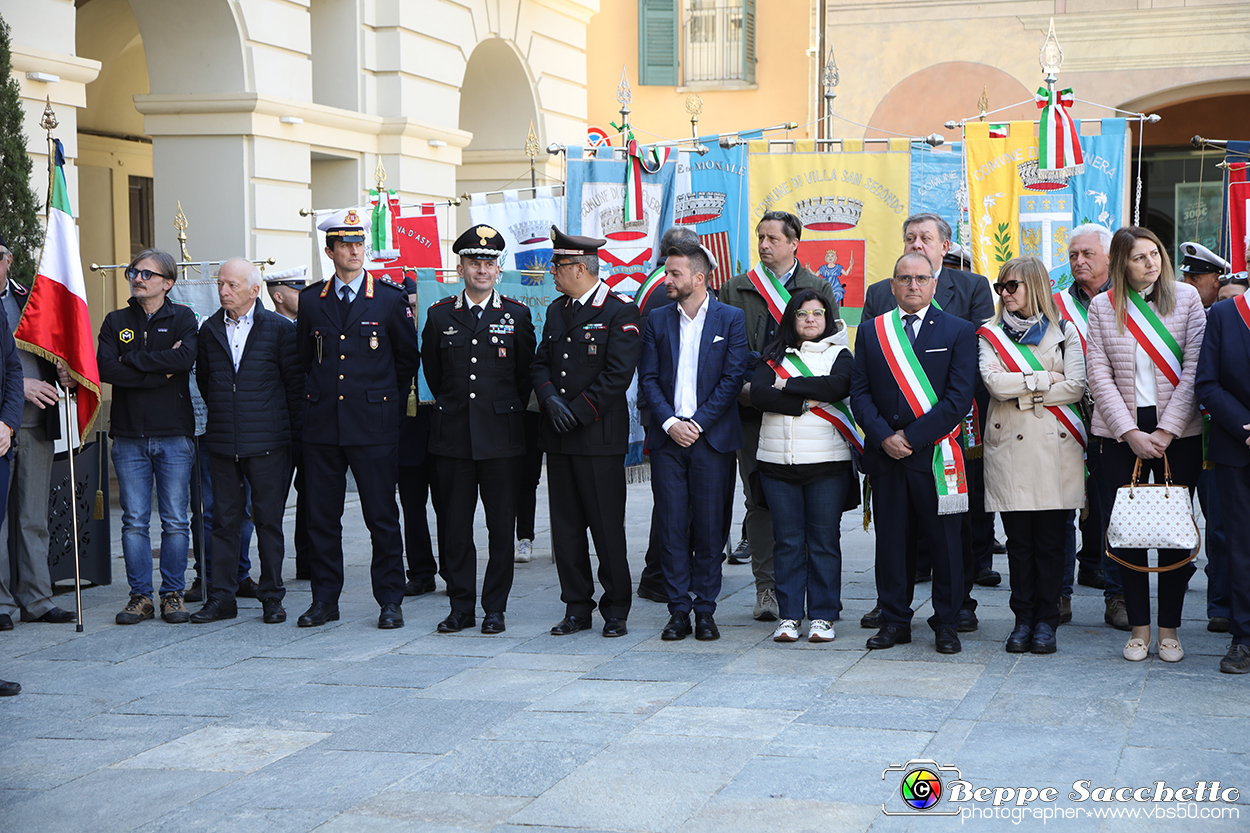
[761,288,837,365]
[665,243,710,280]
[758,211,802,242]
[130,248,179,283]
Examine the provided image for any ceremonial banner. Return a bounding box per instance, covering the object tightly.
[316,201,442,286]
[748,138,911,326]
[675,134,754,285]
[910,141,966,247]
[966,119,1128,290]
[565,148,677,295]
[468,186,567,276]
[1220,141,1249,271]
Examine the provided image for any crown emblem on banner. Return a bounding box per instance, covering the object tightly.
[1017,161,1071,192]
[509,220,550,244]
[795,196,864,232]
[600,208,648,240]
[675,191,728,225]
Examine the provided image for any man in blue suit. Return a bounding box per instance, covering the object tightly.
[851,252,976,654]
[1195,293,1250,674]
[640,240,748,641]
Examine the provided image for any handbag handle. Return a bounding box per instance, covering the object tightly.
[1126,451,1179,498]
[1104,521,1202,573]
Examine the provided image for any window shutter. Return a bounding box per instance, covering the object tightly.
[639,0,679,86]
[741,0,756,84]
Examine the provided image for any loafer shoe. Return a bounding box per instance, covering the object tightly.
[1058,596,1072,625]
[261,598,286,624]
[957,608,979,633]
[602,618,627,637]
[550,614,592,636]
[1030,623,1057,654]
[297,601,339,628]
[22,606,76,624]
[860,604,884,629]
[1005,623,1032,653]
[935,627,962,654]
[1220,643,1250,674]
[236,577,260,598]
[866,624,911,650]
[190,597,238,624]
[1123,637,1148,661]
[481,611,506,634]
[1208,616,1231,633]
[636,584,668,603]
[378,603,404,629]
[437,610,474,633]
[0,679,19,696]
[772,619,801,643]
[0,613,11,631]
[404,578,437,597]
[694,612,720,641]
[1157,637,1184,663]
[973,568,1001,587]
[661,612,692,641]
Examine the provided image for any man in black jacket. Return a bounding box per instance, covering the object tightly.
[191,258,302,624]
[97,248,199,625]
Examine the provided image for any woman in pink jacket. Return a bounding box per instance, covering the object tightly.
[1086,227,1206,663]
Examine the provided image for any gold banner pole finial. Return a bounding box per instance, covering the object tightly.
[525,120,540,189]
[173,201,192,276]
[821,47,839,141]
[41,97,59,221]
[1040,17,1064,94]
[374,158,387,193]
[685,95,703,142]
[617,66,633,133]
[977,87,989,122]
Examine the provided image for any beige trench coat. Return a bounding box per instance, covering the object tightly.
[979,320,1087,512]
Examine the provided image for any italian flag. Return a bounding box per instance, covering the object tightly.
[15,139,100,440]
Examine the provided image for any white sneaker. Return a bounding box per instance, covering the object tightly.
[514,539,533,563]
[753,588,779,621]
[808,619,836,643]
[772,619,801,642]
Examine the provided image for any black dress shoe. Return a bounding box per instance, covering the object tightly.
[405,578,437,597]
[957,608,979,633]
[661,612,692,641]
[935,627,962,654]
[550,614,592,636]
[992,539,1008,555]
[1077,566,1107,589]
[1030,622,1057,654]
[860,604,884,629]
[437,610,473,633]
[481,611,506,634]
[728,538,750,565]
[1005,623,1032,653]
[22,606,76,624]
[602,618,627,637]
[973,568,1001,587]
[378,603,404,629]
[184,577,204,603]
[190,597,238,624]
[866,624,912,649]
[636,584,668,603]
[0,613,11,631]
[236,577,260,598]
[262,598,286,624]
[297,601,340,627]
[0,679,19,696]
[915,568,932,583]
[694,612,720,641]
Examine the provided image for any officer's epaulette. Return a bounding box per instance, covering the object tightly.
[609,290,633,304]
[375,274,405,291]
[430,294,458,307]
[499,294,527,308]
[300,279,326,294]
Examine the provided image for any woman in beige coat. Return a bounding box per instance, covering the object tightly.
[979,257,1086,655]
[1087,227,1205,664]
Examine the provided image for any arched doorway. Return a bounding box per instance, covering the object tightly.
[866,62,1035,144]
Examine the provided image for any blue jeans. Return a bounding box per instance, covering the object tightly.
[113,435,195,597]
[760,470,850,622]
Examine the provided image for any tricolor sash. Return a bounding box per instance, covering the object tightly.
[1236,293,1250,331]
[977,324,1088,449]
[1053,290,1089,352]
[634,264,666,309]
[1107,289,1183,387]
[927,298,982,457]
[624,141,670,225]
[768,352,864,455]
[874,309,969,514]
[1034,87,1084,176]
[746,264,790,322]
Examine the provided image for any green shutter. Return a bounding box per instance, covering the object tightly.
[639,0,679,86]
[741,0,755,84]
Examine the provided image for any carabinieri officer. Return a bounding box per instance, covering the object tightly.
[296,209,420,629]
[422,224,536,635]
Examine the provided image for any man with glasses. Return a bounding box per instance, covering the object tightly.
[97,248,199,625]
[851,252,977,654]
[532,226,642,638]
[720,210,838,622]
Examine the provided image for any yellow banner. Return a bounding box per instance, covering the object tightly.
[747,138,911,327]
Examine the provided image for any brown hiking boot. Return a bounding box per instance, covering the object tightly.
[160,591,190,624]
[116,594,154,625]
[1104,594,1130,631]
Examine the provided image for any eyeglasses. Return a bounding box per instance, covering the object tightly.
[892,274,932,286]
[993,280,1024,295]
[126,267,172,282]
[795,309,826,320]
[549,261,575,273]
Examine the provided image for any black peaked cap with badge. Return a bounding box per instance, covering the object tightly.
[453,224,507,260]
[550,226,606,258]
[1178,241,1230,276]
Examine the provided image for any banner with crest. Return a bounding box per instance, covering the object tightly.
[316,198,442,285]
[468,186,566,277]
[674,134,756,289]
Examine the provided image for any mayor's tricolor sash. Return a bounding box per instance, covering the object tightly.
[746,264,790,323]
[1053,291,1089,352]
[874,309,968,514]
[634,264,667,309]
[929,298,982,458]
[768,352,864,455]
[977,324,1088,449]
[1106,289,1183,387]
[1236,293,1250,331]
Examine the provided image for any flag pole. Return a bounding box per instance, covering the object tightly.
[60,383,84,633]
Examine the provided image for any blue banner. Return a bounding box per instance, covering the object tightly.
[678,133,756,283]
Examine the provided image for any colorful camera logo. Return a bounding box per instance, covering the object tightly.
[881,759,962,816]
[901,768,943,809]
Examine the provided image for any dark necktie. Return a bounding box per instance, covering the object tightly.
[339,285,352,315]
[903,313,918,345]
[471,304,483,319]
[563,299,581,325]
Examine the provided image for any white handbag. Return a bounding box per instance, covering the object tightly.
[1105,454,1201,573]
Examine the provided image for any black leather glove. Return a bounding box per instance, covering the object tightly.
[544,395,579,434]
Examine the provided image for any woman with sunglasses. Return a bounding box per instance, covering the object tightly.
[1087,227,1206,663]
[750,289,855,643]
[977,258,1086,654]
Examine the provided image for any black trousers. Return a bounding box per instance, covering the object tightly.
[434,454,519,614]
[547,452,632,620]
[208,450,290,602]
[1214,463,1250,645]
[290,452,312,579]
[515,411,544,541]
[1101,408,1200,629]
[398,459,440,585]
[303,442,405,606]
[1001,509,1067,629]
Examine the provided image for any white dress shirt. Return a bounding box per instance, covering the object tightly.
[224,301,256,372]
[662,294,710,433]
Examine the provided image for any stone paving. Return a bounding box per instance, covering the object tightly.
[1,475,1246,832]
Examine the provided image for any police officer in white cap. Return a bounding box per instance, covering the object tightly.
[1179,241,1230,309]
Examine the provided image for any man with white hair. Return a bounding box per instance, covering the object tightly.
[190,258,302,623]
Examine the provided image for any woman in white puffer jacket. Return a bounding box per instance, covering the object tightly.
[751,289,856,645]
